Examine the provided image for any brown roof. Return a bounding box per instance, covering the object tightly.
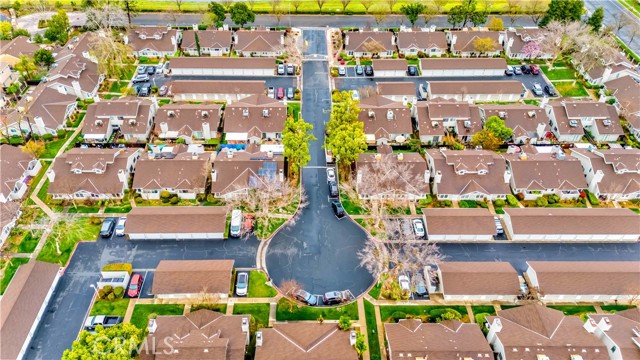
[563,101,612,118]
[438,262,520,296]
[384,319,492,360]
[422,208,496,236]
[504,151,588,191]
[503,208,640,235]
[376,82,416,97]
[571,148,640,196]
[526,261,640,296]
[427,149,511,196]
[0,201,21,230]
[211,150,284,195]
[223,94,287,134]
[588,308,640,360]
[420,58,507,71]
[0,144,34,199]
[417,99,483,136]
[606,75,640,115]
[45,55,101,95]
[396,32,447,50]
[132,152,211,192]
[344,31,395,52]
[154,103,222,137]
[169,57,275,70]
[21,84,77,130]
[448,30,502,53]
[169,80,265,96]
[152,260,234,295]
[505,29,547,55]
[83,98,153,137]
[356,152,430,197]
[180,30,232,50]
[372,59,407,71]
[429,80,524,96]
[141,310,247,360]
[547,101,584,135]
[127,27,178,52]
[487,304,608,360]
[0,36,39,59]
[255,322,358,360]
[480,104,548,139]
[0,260,60,360]
[358,95,413,137]
[235,30,284,53]
[125,206,228,235]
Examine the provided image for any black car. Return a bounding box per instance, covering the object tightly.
[364,65,374,76]
[407,65,418,76]
[294,289,318,306]
[331,200,345,218]
[521,65,531,74]
[146,66,156,75]
[544,84,558,96]
[138,84,151,97]
[100,218,116,238]
[322,291,343,305]
[355,65,364,76]
[328,181,338,198]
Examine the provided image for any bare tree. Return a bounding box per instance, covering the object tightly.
[30,0,51,14]
[505,0,520,26]
[572,33,618,74]
[539,21,591,67]
[246,0,257,11]
[163,10,180,26]
[340,0,352,12]
[432,0,448,14]
[361,39,386,54]
[628,21,640,43]
[175,0,184,12]
[479,0,494,13]
[422,5,437,26]
[612,15,632,33]
[373,11,388,26]
[269,0,282,13]
[316,0,327,14]
[273,7,286,25]
[524,0,546,25]
[86,4,128,30]
[89,30,134,80]
[279,279,301,296]
[290,0,303,14]
[386,0,398,12]
[360,0,374,14]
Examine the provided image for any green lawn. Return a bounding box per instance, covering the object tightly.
[547,305,596,316]
[191,303,227,313]
[36,217,101,265]
[368,282,382,300]
[36,179,50,204]
[16,231,42,253]
[379,305,468,323]
[130,304,185,330]
[109,81,129,93]
[364,300,381,360]
[233,303,271,327]
[601,304,636,313]
[540,66,576,80]
[104,204,132,213]
[248,271,278,298]
[339,192,369,215]
[551,81,589,97]
[67,112,86,128]
[67,205,101,213]
[287,102,301,121]
[276,298,359,321]
[459,200,478,208]
[90,299,131,317]
[0,258,30,294]
[254,217,287,239]
[27,160,51,198]
[471,305,496,316]
[41,132,72,159]
[121,65,138,81]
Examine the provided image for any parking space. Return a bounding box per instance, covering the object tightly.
[137,270,154,299]
[165,75,298,91]
[383,217,425,241]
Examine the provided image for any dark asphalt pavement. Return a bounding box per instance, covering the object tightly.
[585,0,640,55]
[158,75,298,90]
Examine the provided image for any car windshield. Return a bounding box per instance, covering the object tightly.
[101,222,112,231]
[116,223,125,230]
[231,225,240,231]
[130,283,138,290]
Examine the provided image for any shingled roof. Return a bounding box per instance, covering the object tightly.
[152,260,234,295]
[438,262,520,296]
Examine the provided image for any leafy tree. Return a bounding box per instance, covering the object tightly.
[62,323,143,360]
[338,315,352,330]
[121,0,139,27]
[355,332,367,359]
[326,91,360,135]
[487,16,504,30]
[326,121,367,167]
[438,308,462,321]
[34,48,55,68]
[282,116,316,178]
[471,129,501,150]
[475,312,491,333]
[12,28,30,38]
[14,54,38,80]
[5,83,20,101]
[33,33,44,44]
[484,115,513,140]
[539,0,584,27]
[587,6,604,32]
[400,3,426,26]
[230,3,255,28]
[82,0,97,8]
[90,31,134,80]
[23,140,45,158]
[208,2,227,27]
[472,37,498,54]
[44,9,70,44]
[447,0,486,28]
[0,21,11,40]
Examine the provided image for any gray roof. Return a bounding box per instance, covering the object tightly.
[504,208,640,235]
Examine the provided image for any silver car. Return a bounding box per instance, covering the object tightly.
[115,217,126,236]
[326,168,336,182]
[412,219,425,238]
[235,272,248,296]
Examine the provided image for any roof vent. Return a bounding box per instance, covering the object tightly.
[397,153,403,161]
[368,110,375,118]
[263,109,270,117]
[95,119,103,126]
[498,111,507,119]
[243,109,249,117]
[464,120,471,128]
[168,110,175,117]
[528,111,536,117]
[432,121,439,127]
[202,111,209,118]
[129,119,137,126]
[569,120,578,127]
[387,110,394,120]
[603,119,611,126]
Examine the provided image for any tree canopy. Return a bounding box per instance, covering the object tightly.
[473,37,498,53]
[208,2,227,27]
[14,54,38,80]
[471,129,502,150]
[282,115,316,178]
[487,16,504,31]
[34,48,55,68]
[230,3,255,27]
[539,0,584,27]
[484,115,513,140]
[586,7,604,32]
[326,121,367,166]
[0,21,11,40]
[400,3,426,26]
[447,0,487,28]
[62,323,143,360]
[44,9,70,44]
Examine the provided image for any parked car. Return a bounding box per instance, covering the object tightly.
[407,65,418,76]
[322,291,343,305]
[513,66,522,75]
[412,219,425,238]
[295,289,318,305]
[287,87,294,99]
[146,66,156,75]
[287,64,295,75]
[364,65,374,76]
[137,65,147,74]
[331,200,345,218]
[100,218,116,238]
[544,84,558,96]
[521,64,531,74]
[530,64,540,75]
[276,87,285,99]
[115,217,126,237]
[236,272,248,296]
[230,209,242,238]
[328,181,339,198]
[531,83,544,96]
[138,84,151,97]
[418,84,428,100]
[398,275,410,292]
[127,273,143,298]
[505,68,514,76]
[268,86,275,98]
[355,65,364,76]
[326,167,336,182]
[494,216,504,235]
[132,74,150,83]
[244,214,254,233]
[415,279,428,296]
[158,85,168,96]
[84,315,123,331]
[277,64,285,75]
[338,66,346,76]
[351,90,360,101]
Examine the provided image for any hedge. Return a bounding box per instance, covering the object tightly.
[102,263,133,275]
[585,190,599,205]
[506,194,518,206]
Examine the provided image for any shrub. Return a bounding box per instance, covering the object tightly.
[160,190,172,202]
[516,192,525,201]
[390,311,407,322]
[586,190,599,205]
[438,309,462,322]
[89,216,102,225]
[102,285,113,294]
[170,196,180,204]
[338,316,351,330]
[442,200,452,207]
[535,196,548,207]
[113,286,124,298]
[102,263,133,275]
[56,129,66,138]
[42,134,54,141]
[478,201,488,208]
[548,194,560,204]
[475,313,491,334]
[607,98,616,105]
[418,195,433,207]
[206,194,215,202]
[138,56,149,63]
[459,200,477,208]
[148,313,157,319]
[506,194,518,206]
[98,288,107,299]
[494,199,506,207]
[106,292,115,301]
[175,138,186,144]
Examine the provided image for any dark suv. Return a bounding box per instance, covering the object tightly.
[364,65,374,76]
[100,218,116,238]
[328,181,338,198]
[323,291,343,305]
[331,201,345,218]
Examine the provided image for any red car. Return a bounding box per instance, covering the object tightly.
[127,274,143,298]
[244,214,255,232]
[530,64,540,75]
[276,87,285,99]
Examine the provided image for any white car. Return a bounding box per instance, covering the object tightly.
[268,87,275,98]
[277,64,285,75]
[351,90,360,101]
[398,275,410,292]
[412,219,425,238]
[338,66,346,76]
[326,168,336,182]
[494,216,504,235]
[115,217,126,236]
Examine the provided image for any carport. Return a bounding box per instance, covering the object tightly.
[169,57,275,77]
[124,206,230,240]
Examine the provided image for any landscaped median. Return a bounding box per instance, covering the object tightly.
[130,304,185,330]
[36,217,102,266]
[276,297,359,321]
[248,270,278,298]
[233,303,271,327]
[379,305,470,323]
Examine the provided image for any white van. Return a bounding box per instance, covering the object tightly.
[230,210,243,238]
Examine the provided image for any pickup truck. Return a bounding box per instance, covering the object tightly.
[84,315,123,331]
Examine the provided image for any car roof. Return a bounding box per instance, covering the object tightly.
[131,273,141,280]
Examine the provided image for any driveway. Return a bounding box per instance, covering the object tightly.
[158,75,298,91]
[265,29,374,297]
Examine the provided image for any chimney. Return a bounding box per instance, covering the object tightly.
[504,169,511,183]
[263,109,270,117]
[507,37,514,49]
[491,318,502,333]
[117,169,127,183]
[424,170,429,183]
[280,34,284,45]
[123,35,129,44]
[202,122,211,140]
[357,170,363,183]
[344,35,349,46]
[349,331,357,346]
[148,319,157,334]
[256,331,263,347]
[34,116,45,132]
[160,122,168,134]
[536,123,546,138]
[192,24,198,31]
[499,32,505,46]
[397,153,403,161]
[391,34,396,46]
[434,170,442,184]
[267,150,274,159]
[241,317,249,333]
[243,109,249,117]
[602,66,612,83]
[387,110,395,120]
[278,168,284,182]
[451,34,457,46]
[211,169,217,182]
[584,318,597,333]
[599,317,612,332]
[540,96,549,108]
[592,169,604,187]
[227,150,234,158]
[72,80,83,99]
[46,169,55,182]
[171,35,176,46]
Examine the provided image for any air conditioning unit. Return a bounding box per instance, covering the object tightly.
[569,120,578,127]
[432,121,439,127]
[168,110,175,117]
[263,109,270,117]
[368,110,375,118]
[464,120,471,128]
[527,111,536,118]
[202,111,209,118]
[242,109,249,117]
[603,119,612,126]
[129,119,137,126]
[95,119,103,126]
[498,111,507,119]
[387,110,394,120]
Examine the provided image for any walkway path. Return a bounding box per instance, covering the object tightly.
[356,298,370,360]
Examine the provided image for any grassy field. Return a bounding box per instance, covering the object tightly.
[364,300,381,360]
[130,304,185,330]
[254,217,287,239]
[339,191,369,215]
[0,258,30,294]
[108,81,129,93]
[551,81,589,97]
[379,305,469,323]
[233,303,271,327]
[41,132,72,159]
[36,217,101,265]
[540,66,576,80]
[368,282,382,300]
[248,270,278,298]
[601,304,636,313]
[67,205,101,213]
[547,305,596,316]
[16,231,42,253]
[276,298,359,321]
[90,299,131,317]
[471,305,496,316]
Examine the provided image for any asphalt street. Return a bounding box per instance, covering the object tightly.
[584,0,640,56]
